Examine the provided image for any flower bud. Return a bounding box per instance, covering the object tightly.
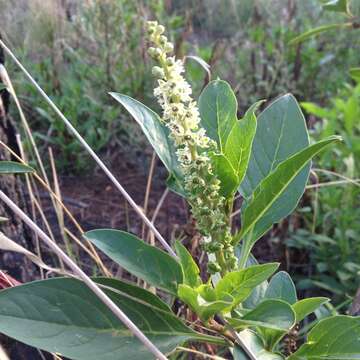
[159,35,167,45]
[147,27,155,35]
[154,48,163,59]
[166,57,175,66]
[156,25,165,35]
[152,66,165,79]
[147,21,158,28]
[148,47,156,57]
[164,42,174,53]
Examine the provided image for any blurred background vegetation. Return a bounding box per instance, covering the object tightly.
[0,0,359,307]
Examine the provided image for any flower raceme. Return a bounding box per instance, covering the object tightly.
[146,21,237,273]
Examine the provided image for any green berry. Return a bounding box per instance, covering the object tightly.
[208,261,221,274]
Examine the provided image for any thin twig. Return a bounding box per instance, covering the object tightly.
[312,168,360,187]
[174,346,227,360]
[0,190,168,360]
[0,140,111,276]
[306,179,360,189]
[16,135,45,277]
[0,64,49,185]
[147,188,169,244]
[48,147,73,259]
[142,151,156,240]
[0,39,176,258]
[310,170,319,234]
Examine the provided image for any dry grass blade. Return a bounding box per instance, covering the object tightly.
[0,39,176,258]
[173,346,227,360]
[312,168,360,188]
[48,147,73,259]
[0,232,70,277]
[0,141,111,276]
[142,151,157,240]
[147,188,169,244]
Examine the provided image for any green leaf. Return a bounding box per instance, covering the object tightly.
[228,299,296,331]
[210,153,239,197]
[240,94,310,242]
[174,241,201,288]
[233,330,284,360]
[288,23,350,45]
[321,0,350,13]
[178,284,232,322]
[234,247,268,309]
[264,271,297,305]
[292,297,329,323]
[84,229,183,295]
[110,93,182,184]
[225,101,262,186]
[288,316,360,360]
[93,277,172,312]
[199,80,237,151]
[350,67,360,83]
[0,161,34,174]
[301,102,332,119]
[0,277,222,360]
[215,263,279,308]
[238,136,341,243]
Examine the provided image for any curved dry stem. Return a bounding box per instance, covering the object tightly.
[0,190,169,360]
[0,141,111,276]
[0,38,176,258]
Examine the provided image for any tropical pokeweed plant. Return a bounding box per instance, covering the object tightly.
[0,20,359,360]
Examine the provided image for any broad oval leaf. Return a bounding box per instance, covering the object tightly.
[0,161,34,174]
[233,329,284,360]
[109,93,183,183]
[228,299,296,332]
[239,94,310,241]
[288,315,360,360]
[178,284,232,322]
[210,152,239,197]
[234,247,269,309]
[292,297,329,323]
[174,240,201,288]
[215,263,279,307]
[94,277,172,312]
[225,101,261,186]
[199,80,237,151]
[264,271,297,305]
[237,135,341,242]
[84,229,183,295]
[0,277,211,360]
